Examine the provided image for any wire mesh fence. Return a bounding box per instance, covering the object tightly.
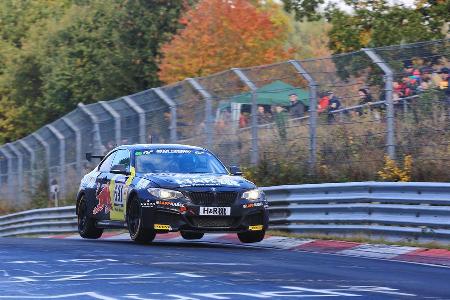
[0,38,448,207]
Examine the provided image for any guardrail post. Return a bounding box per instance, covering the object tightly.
[47,124,65,202]
[32,132,51,199]
[122,96,146,144]
[289,60,318,175]
[186,78,213,148]
[363,48,396,160]
[99,101,121,146]
[0,146,14,201]
[18,139,35,193]
[232,68,259,165]
[77,104,104,155]
[62,117,82,180]
[5,143,23,203]
[153,88,178,143]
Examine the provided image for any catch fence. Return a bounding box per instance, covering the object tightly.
[0,39,449,206]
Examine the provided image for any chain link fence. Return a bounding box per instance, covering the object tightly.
[0,38,449,207]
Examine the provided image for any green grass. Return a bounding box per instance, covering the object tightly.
[267,230,450,250]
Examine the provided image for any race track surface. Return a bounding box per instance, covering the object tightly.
[1,237,450,299]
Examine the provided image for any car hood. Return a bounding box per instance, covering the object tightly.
[141,173,255,189]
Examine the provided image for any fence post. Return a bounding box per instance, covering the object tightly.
[47,124,65,202]
[77,104,104,155]
[186,78,213,149]
[153,88,178,143]
[18,139,35,193]
[363,48,396,159]
[5,143,23,203]
[289,60,318,175]
[122,96,146,144]
[0,146,14,201]
[32,132,51,199]
[232,68,259,165]
[62,117,82,180]
[99,101,121,146]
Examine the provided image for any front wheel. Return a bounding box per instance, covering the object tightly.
[127,196,156,244]
[237,231,265,243]
[180,231,204,240]
[77,195,103,239]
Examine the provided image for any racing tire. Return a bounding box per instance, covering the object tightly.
[77,195,103,239]
[180,231,204,240]
[127,196,156,244]
[237,230,265,243]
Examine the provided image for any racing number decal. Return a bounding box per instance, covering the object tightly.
[110,167,135,221]
[113,184,124,207]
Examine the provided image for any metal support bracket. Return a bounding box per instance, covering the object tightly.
[32,132,51,197]
[18,139,35,192]
[289,60,319,175]
[5,143,24,203]
[99,101,121,146]
[186,78,213,148]
[363,48,395,160]
[122,96,146,144]
[62,117,82,180]
[153,88,178,143]
[77,103,104,155]
[47,124,66,201]
[0,146,14,201]
[231,68,258,165]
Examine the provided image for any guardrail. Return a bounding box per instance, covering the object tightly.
[1,182,450,243]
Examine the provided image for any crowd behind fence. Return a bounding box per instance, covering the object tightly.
[0,39,449,206]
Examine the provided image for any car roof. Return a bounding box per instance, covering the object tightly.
[114,144,207,152]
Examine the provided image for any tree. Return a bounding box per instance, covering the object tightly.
[0,0,190,143]
[158,0,293,84]
[283,0,450,53]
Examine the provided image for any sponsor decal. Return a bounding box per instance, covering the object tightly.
[174,175,240,187]
[154,224,171,230]
[80,172,99,188]
[93,184,112,215]
[243,202,263,209]
[156,200,183,207]
[249,225,263,231]
[135,178,151,189]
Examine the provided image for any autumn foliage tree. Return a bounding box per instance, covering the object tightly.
[158,0,292,84]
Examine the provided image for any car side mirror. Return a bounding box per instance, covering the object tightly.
[229,165,243,176]
[111,164,130,175]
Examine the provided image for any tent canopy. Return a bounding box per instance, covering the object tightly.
[231,80,309,106]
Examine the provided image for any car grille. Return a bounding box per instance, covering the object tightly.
[245,213,264,225]
[188,192,238,206]
[190,216,235,228]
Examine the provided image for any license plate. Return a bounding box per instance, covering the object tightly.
[199,207,231,216]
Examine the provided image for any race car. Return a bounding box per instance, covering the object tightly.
[76,144,269,244]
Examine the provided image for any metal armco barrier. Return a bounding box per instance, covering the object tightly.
[266,182,450,243]
[1,182,449,243]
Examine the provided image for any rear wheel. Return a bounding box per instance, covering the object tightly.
[180,231,204,240]
[127,196,156,244]
[77,195,103,239]
[237,231,265,243]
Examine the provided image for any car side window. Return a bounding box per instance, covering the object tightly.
[110,149,130,172]
[98,151,116,172]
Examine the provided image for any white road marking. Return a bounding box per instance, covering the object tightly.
[0,292,116,299]
[175,272,206,278]
[152,262,250,266]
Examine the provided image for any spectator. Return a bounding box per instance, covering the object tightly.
[288,93,306,118]
[317,92,330,113]
[239,112,249,128]
[438,67,450,104]
[327,92,341,123]
[257,105,272,124]
[274,105,287,140]
[357,88,373,116]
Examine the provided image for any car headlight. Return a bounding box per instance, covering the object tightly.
[242,189,262,201]
[148,188,184,200]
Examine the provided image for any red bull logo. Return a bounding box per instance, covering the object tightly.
[93,184,112,215]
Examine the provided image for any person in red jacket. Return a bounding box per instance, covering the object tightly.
[318,92,330,113]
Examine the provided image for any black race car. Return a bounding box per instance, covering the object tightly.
[76,144,269,244]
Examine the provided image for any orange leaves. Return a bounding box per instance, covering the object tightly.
[158,0,291,84]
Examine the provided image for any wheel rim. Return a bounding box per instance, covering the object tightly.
[77,198,87,232]
[128,199,140,235]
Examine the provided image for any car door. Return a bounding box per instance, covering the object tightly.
[92,151,117,219]
[108,149,131,221]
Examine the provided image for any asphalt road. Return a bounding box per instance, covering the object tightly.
[0,237,449,299]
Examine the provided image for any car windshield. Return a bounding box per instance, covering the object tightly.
[134,149,228,174]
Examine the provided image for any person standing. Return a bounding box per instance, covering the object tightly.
[288,93,306,119]
[274,105,287,141]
